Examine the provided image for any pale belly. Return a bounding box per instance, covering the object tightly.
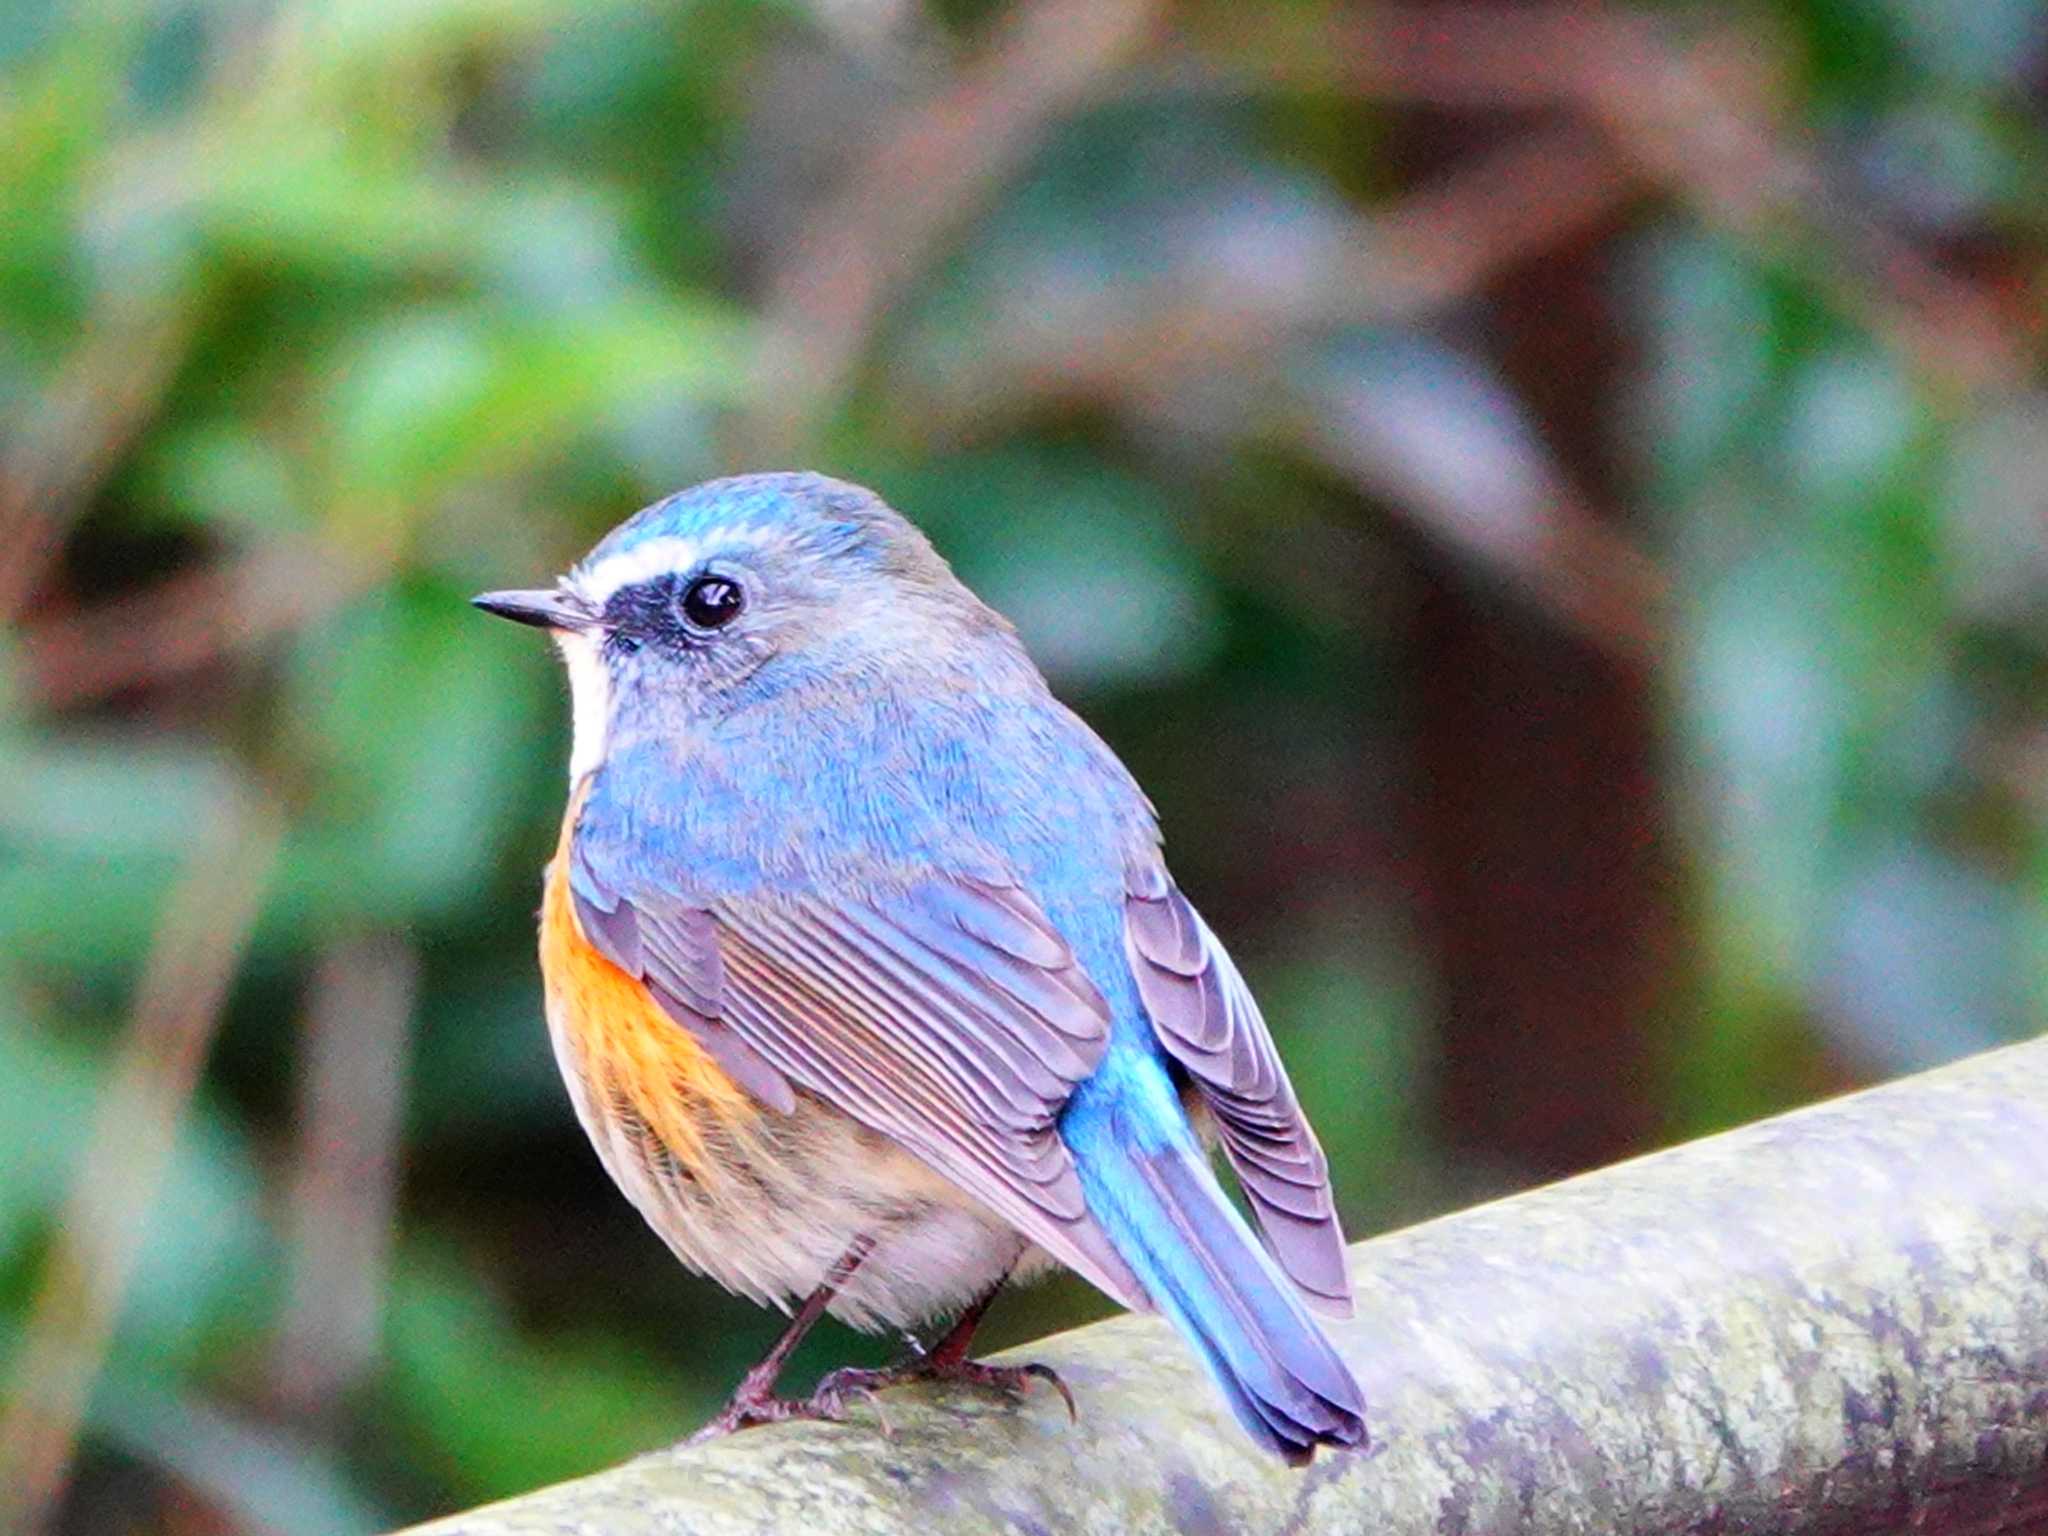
[543,987,1046,1331]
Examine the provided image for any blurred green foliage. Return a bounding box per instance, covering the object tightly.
[2,0,2044,1529]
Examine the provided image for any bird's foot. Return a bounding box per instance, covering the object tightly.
[811,1354,1076,1431]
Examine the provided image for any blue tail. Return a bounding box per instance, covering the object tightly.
[1070,1092,1367,1463]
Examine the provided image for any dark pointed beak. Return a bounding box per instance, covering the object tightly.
[471,587,596,631]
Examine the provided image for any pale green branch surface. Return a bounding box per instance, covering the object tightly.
[404,1040,2048,1534]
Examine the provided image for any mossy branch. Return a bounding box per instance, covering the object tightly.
[402,1039,2048,1534]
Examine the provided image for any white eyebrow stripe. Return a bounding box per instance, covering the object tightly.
[574,535,708,605]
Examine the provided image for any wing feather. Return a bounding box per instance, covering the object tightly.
[1123,858,1356,1317]
[569,832,1146,1309]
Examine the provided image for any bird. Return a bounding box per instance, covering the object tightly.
[473,471,1366,1463]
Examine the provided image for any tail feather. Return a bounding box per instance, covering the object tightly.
[1083,1120,1367,1463]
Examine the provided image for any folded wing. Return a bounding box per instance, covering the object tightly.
[1122,855,1354,1316]
[568,842,1147,1309]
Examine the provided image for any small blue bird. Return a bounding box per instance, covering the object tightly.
[474,472,1365,1462]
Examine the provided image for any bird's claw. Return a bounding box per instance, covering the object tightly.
[1014,1361,1079,1423]
[810,1376,894,1436]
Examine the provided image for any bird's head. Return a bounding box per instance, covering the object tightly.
[474,472,1004,780]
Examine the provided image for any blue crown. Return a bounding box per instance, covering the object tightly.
[584,472,891,570]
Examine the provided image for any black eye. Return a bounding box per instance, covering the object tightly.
[679,575,744,630]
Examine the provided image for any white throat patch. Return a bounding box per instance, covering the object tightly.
[552,628,610,785]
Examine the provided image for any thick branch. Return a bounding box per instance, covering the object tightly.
[404,1039,2048,1534]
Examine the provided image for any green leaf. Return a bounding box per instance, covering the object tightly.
[1678,543,1850,993]
[382,1245,693,1504]
[1628,229,1774,492]
[0,998,274,1369]
[0,735,241,973]
[276,581,553,928]
[139,419,308,535]
[1781,346,1919,511]
[322,299,752,501]
[892,450,1223,688]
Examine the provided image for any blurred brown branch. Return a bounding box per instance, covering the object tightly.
[1299,409,1667,670]
[0,793,282,1536]
[0,5,315,631]
[0,303,200,626]
[866,0,2037,664]
[1270,4,2037,397]
[741,0,1166,461]
[16,536,389,712]
[904,118,1633,418]
[883,112,1665,665]
[271,934,414,1421]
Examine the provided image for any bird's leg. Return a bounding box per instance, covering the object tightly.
[937,1280,1016,1362]
[810,1266,1076,1425]
[687,1235,874,1443]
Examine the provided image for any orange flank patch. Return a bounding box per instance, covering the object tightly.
[539,800,758,1172]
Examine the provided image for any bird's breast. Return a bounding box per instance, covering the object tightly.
[534,789,1063,1326]
[538,793,759,1179]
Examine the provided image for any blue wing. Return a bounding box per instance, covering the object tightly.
[568,822,1148,1309]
